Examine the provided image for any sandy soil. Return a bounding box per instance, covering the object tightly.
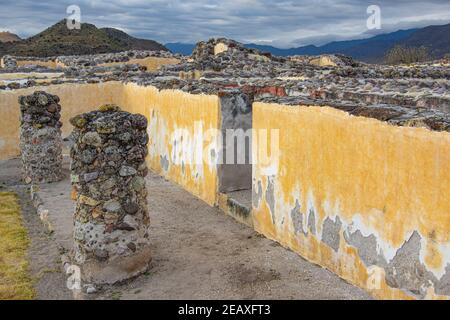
[0,158,371,300]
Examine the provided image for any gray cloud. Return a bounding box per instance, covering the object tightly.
[0,0,449,48]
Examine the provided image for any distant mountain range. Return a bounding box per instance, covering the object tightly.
[1,20,448,62]
[0,20,167,57]
[165,43,196,56]
[166,23,450,63]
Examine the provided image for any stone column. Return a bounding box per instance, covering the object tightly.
[1,55,17,69]
[19,91,63,184]
[69,104,151,285]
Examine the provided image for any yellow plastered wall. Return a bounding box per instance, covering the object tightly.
[252,102,450,300]
[309,56,337,67]
[99,57,180,72]
[121,83,220,206]
[16,60,59,69]
[0,58,66,69]
[0,82,219,206]
[0,82,124,159]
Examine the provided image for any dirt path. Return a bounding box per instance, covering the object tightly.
[0,159,72,300]
[1,158,371,300]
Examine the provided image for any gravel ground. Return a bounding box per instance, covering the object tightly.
[0,158,371,300]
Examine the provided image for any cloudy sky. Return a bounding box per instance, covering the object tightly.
[0,0,449,48]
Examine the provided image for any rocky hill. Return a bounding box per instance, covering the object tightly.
[0,20,167,57]
[101,28,166,51]
[0,32,21,43]
[400,24,450,59]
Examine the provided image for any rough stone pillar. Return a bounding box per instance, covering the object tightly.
[69,104,151,284]
[1,55,17,69]
[18,91,63,184]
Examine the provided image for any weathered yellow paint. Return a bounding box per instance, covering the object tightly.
[0,73,62,80]
[214,43,229,55]
[252,102,450,300]
[121,83,220,205]
[179,70,203,80]
[16,59,59,69]
[0,58,66,69]
[99,57,180,71]
[309,56,337,67]
[0,82,124,158]
[0,81,219,206]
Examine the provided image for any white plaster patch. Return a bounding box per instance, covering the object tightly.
[214,43,229,55]
[346,214,399,262]
[419,239,450,280]
[148,111,168,160]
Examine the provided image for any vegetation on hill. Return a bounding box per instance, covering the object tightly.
[101,27,166,51]
[384,45,430,65]
[0,20,167,57]
[0,32,21,43]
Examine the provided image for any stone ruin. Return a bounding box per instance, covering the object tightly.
[18,91,63,184]
[69,105,151,284]
[1,55,17,69]
[1,37,449,299]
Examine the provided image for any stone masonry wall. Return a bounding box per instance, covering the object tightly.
[69,104,151,284]
[18,91,63,183]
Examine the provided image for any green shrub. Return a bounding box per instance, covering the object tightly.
[384,45,430,65]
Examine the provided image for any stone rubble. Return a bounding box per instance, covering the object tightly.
[69,104,151,284]
[57,49,182,67]
[18,91,63,183]
[1,55,17,69]
[2,38,449,131]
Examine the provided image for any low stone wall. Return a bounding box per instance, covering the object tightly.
[122,83,221,206]
[251,102,450,299]
[16,59,60,69]
[98,57,180,72]
[0,82,222,206]
[0,56,17,69]
[0,82,124,159]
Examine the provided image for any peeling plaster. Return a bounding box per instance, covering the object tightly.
[160,155,169,171]
[265,176,276,224]
[252,179,263,209]
[290,199,308,236]
[344,229,387,267]
[308,208,316,235]
[321,216,342,253]
[436,264,450,295]
[384,231,439,298]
